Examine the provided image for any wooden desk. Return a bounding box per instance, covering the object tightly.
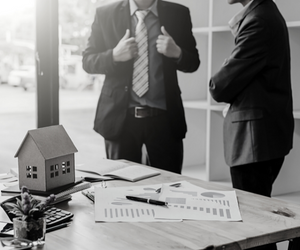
[40,169,300,250]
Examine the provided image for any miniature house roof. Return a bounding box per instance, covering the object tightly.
[15,125,78,159]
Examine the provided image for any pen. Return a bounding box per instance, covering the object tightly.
[46,222,70,233]
[126,196,168,206]
[83,191,95,202]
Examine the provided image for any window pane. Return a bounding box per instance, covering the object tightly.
[0,0,35,173]
[58,1,115,166]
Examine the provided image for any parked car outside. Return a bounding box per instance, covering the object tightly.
[7,65,36,91]
[6,58,103,91]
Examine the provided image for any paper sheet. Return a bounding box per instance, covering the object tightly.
[0,173,18,184]
[94,182,180,222]
[156,182,242,221]
[94,181,242,222]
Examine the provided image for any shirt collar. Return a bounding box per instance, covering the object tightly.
[129,0,158,17]
[228,0,253,35]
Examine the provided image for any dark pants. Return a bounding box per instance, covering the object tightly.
[105,112,183,174]
[230,157,285,250]
[230,157,284,197]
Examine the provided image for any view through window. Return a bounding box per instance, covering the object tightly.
[0,0,36,172]
[0,0,120,172]
[58,0,120,166]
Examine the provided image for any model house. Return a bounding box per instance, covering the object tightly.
[15,125,78,192]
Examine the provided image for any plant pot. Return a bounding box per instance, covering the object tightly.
[13,217,46,243]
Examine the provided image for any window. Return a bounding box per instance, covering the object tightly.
[59,0,106,166]
[0,0,35,174]
[0,0,111,175]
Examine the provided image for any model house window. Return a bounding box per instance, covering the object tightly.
[25,165,37,179]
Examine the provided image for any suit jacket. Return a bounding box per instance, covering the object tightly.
[209,0,294,166]
[82,0,200,140]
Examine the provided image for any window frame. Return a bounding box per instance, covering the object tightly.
[35,0,59,128]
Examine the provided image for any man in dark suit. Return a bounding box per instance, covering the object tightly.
[82,0,200,174]
[209,0,294,201]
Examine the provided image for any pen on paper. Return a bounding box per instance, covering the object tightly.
[126,196,168,207]
[46,222,70,233]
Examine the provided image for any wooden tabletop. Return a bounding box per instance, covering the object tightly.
[40,168,300,250]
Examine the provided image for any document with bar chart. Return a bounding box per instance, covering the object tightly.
[94,182,180,222]
[94,181,242,222]
[156,184,242,221]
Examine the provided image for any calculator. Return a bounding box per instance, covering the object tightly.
[43,207,73,227]
[0,195,74,228]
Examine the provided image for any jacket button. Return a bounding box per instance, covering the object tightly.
[124,86,128,92]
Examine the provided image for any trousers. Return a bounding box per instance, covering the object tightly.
[105,111,183,174]
[230,157,285,250]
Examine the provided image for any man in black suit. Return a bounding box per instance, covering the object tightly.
[210,4,294,249]
[82,0,200,174]
[210,0,294,200]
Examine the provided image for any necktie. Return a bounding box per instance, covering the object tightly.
[132,10,149,97]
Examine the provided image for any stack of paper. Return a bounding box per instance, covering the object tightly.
[0,172,18,186]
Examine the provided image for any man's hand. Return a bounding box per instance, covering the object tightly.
[156,26,182,59]
[113,29,138,62]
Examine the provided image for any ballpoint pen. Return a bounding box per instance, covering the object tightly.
[46,222,70,233]
[126,196,168,206]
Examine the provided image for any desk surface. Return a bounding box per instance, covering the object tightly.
[19,169,300,250]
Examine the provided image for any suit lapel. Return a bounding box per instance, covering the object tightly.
[116,0,133,71]
[235,0,267,35]
[157,0,170,33]
[117,0,131,37]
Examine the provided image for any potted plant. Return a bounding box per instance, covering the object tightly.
[5,186,56,244]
